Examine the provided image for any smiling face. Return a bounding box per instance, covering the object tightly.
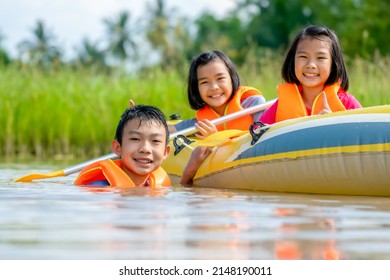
[197,58,233,115]
[112,119,170,186]
[294,37,332,96]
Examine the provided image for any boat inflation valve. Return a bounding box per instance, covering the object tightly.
[250,121,269,145]
[173,135,195,155]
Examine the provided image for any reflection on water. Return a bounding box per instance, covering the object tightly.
[1,163,390,259]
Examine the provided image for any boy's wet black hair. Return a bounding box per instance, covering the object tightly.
[282,25,349,90]
[187,50,240,110]
[115,105,169,145]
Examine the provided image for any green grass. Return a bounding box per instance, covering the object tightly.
[1,55,389,159]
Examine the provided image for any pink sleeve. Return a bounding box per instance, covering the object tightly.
[338,92,363,109]
[259,100,278,125]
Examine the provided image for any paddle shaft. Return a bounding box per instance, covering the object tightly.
[169,98,276,139]
[62,98,276,176]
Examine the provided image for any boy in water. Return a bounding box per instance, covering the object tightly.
[74,105,171,187]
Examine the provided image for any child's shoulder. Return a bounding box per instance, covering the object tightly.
[337,91,363,109]
[238,85,262,94]
[241,95,266,108]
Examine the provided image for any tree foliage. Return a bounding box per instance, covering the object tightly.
[103,10,138,63]
[193,13,248,64]
[145,0,192,69]
[74,38,108,71]
[17,20,62,69]
[1,0,389,71]
[210,0,389,62]
[0,30,11,65]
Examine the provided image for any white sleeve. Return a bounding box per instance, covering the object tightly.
[241,95,267,122]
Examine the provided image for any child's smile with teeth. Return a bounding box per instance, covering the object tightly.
[294,37,332,94]
[197,58,233,115]
[135,158,152,164]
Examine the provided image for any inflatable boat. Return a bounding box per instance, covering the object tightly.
[163,105,390,196]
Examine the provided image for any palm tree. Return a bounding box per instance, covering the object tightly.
[75,38,108,71]
[103,10,137,65]
[146,0,170,50]
[17,20,62,68]
[0,30,11,65]
[145,0,190,69]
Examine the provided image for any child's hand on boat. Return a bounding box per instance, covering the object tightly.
[190,146,213,165]
[180,146,213,185]
[194,119,218,139]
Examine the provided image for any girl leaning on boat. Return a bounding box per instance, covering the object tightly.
[169,50,267,139]
[259,25,362,125]
[169,50,267,184]
[182,25,363,185]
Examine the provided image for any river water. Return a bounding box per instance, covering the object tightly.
[1,162,390,260]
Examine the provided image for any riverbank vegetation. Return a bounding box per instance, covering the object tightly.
[0,0,389,159]
[1,54,389,159]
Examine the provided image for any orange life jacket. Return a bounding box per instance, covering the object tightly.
[74,159,171,187]
[275,83,346,122]
[196,86,262,131]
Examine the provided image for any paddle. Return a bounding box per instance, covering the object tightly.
[14,99,276,182]
[169,99,276,139]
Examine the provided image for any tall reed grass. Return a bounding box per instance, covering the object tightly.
[1,55,389,160]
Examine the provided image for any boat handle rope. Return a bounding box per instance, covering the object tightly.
[250,121,269,145]
[173,135,195,155]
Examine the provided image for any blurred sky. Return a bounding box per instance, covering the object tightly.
[0,0,236,58]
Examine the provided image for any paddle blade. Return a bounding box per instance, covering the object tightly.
[14,170,66,182]
[197,130,247,147]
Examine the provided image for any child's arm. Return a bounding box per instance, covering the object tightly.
[168,124,177,133]
[338,92,363,109]
[259,100,278,124]
[180,146,212,185]
[241,95,267,121]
